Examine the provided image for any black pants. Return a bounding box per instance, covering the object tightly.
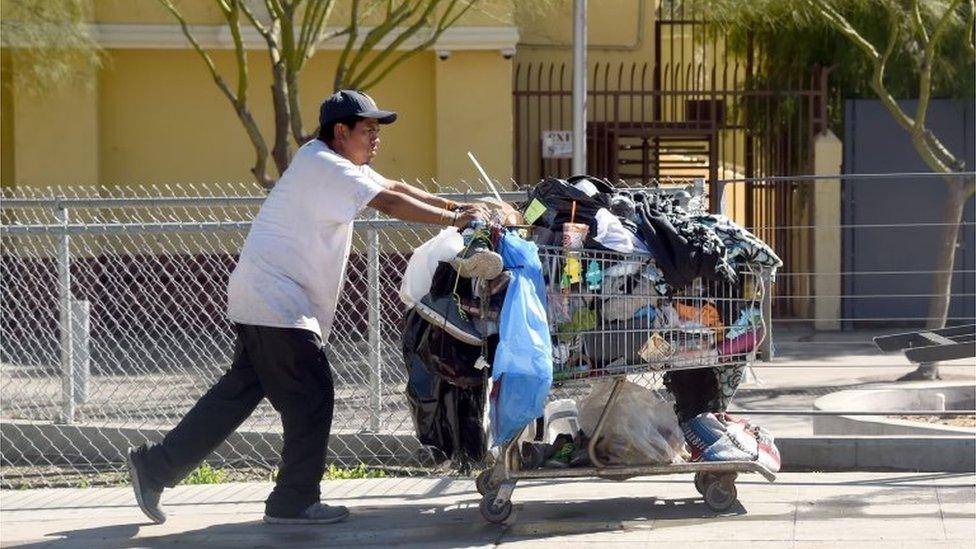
[141,324,335,517]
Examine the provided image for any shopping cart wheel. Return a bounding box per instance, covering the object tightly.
[694,472,716,496]
[703,477,738,512]
[475,470,493,496]
[480,492,513,523]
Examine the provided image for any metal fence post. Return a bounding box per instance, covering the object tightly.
[760,270,775,362]
[71,299,91,405]
[56,201,75,423]
[366,213,382,432]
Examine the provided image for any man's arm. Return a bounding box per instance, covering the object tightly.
[368,188,483,227]
[384,179,459,210]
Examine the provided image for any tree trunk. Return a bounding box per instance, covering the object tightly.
[898,174,971,381]
[270,67,292,177]
[900,176,971,381]
[924,176,969,330]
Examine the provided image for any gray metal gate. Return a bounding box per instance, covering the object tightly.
[842,99,976,325]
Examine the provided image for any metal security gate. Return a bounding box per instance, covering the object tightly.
[513,1,828,316]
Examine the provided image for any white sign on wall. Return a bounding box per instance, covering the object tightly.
[542,131,572,159]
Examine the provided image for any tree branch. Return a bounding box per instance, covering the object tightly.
[297,0,335,69]
[239,0,277,47]
[157,0,272,187]
[217,0,249,104]
[348,0,438,88]
[915,0,964,131]
[343,0,417,85]
[867,3,917,131]
[911,0,929,43]
[810,0,881,61]
[356,0,477,91]
[967,0,975,59]
[334,0,361,89]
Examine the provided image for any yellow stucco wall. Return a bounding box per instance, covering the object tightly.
[2,0,516,190]
[1,50,14,186]
[515,0,652,66]
[434,50,513,190]
[97,49,438,186]
[2,0,747,191]
[94,0,516,26]
[12,61,100,187]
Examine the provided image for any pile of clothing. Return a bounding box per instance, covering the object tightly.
[521,175,782,470]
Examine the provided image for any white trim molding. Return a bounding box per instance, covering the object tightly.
[90,23,519,53]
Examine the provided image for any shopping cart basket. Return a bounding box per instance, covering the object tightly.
[476,245,777,523]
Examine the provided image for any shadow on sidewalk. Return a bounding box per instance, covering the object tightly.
[13,496,752,548]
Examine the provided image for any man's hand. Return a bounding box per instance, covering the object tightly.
[451,202,492,228]
[455,202,492,217]
[453,208,489,228]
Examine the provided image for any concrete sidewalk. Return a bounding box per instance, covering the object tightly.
[2,472,973,548]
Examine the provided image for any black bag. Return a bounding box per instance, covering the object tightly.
[524,176,613,230]
[417,262,491,387]
[402,309,489,463]
[402,309,450,451]
[418,324,485,388]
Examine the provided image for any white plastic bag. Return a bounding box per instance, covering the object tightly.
[578,380,685,465]
[399,227,464,308]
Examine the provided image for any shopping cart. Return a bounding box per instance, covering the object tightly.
[475,244,777,523]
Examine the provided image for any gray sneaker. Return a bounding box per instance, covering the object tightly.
[264,502,350,525]
[453,232,503,280]
[127,446,166,524]
[414,293,484,345]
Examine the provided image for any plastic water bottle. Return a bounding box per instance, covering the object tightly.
[462,219,485,246]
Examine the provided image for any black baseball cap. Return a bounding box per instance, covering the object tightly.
[319,89,397,127]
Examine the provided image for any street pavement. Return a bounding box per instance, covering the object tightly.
[2,472,974,548]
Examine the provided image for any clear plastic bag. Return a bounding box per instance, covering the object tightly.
[399,227,464,308]
[578,380,686,465]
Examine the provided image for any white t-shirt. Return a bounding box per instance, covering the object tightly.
[227,139,386,341]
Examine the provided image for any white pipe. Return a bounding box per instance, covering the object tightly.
[572,0,587,174]
[467,151,504,202]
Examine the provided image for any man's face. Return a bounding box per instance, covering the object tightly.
[338,118,381,165]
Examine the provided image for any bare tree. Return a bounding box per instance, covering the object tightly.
[704,0,975,379]
[158,0,478,188]
[810,0,974,379]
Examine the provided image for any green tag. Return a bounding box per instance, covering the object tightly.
[523,199,548,225]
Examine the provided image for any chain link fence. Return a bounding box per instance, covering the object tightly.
[6,173,968,488]
[0,181,553,487]
[2,180,707,488]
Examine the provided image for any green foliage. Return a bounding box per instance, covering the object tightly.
[0,0,103,95]
[705,0,974,96]
[181,463,229,485]
[698,0,974,132]
[325,463,387,480]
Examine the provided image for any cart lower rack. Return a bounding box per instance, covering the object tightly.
[476,245,777,523]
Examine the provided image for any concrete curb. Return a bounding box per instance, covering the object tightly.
[778,435,975,473]
[4,421,973,474]
[0,420,422,468]
[812,382,976,436]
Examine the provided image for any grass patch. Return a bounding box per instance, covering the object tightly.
[325,463,387,480]
[181,463,228,485]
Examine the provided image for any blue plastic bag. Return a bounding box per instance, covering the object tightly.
[490,231,553,446]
